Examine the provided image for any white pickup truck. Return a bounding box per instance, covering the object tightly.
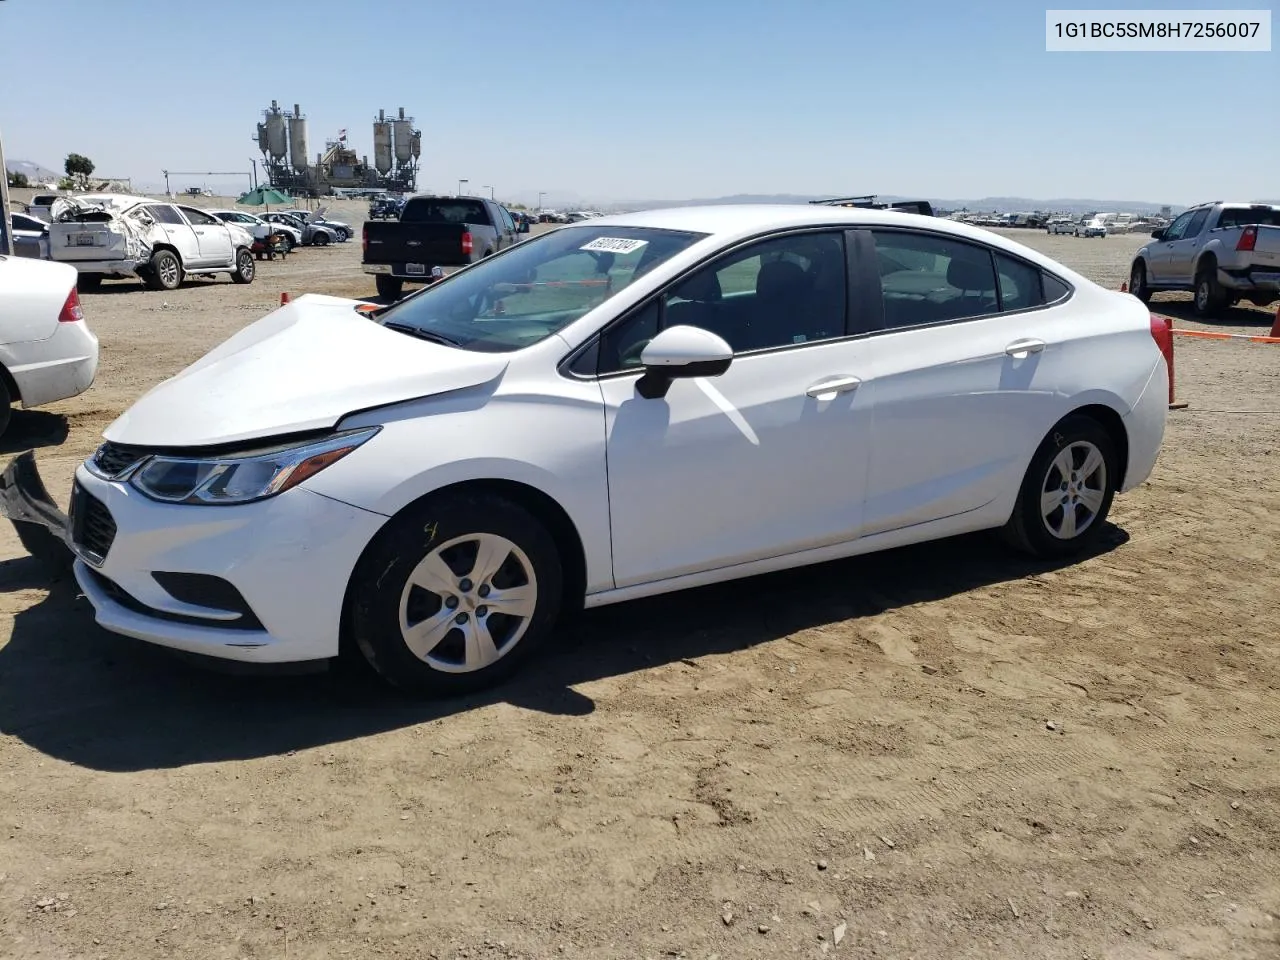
[1128,201,1280,317]
[46,194,257,291]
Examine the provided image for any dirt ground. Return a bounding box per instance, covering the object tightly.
[1,208,1278,960]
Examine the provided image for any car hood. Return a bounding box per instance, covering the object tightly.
[103,295,510,448]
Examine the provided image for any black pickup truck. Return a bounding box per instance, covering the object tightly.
[362,195,520,299]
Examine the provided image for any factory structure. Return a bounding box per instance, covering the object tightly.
[255,101,421,196]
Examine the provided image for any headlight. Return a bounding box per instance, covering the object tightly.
[129,427,378,505]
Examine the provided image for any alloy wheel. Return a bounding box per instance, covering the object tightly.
[397,533,537,674]
[1040,441,1107,539]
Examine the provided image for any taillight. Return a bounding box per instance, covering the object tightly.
[1237,225,1257,252]
[362,224,368,255]
[461,231,473,256]
[59,287,84,323]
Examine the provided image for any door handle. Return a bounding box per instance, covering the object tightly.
[1005,338,1046,358]
[805,376,861,400]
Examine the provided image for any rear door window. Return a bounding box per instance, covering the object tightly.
[871,230,999,328]
[146,204,186,226]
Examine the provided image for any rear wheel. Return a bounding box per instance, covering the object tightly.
[1194,264,1226,318]
[349,491,564,697]
[1129,261,1152,303]
[375,275,403,300]
[145,249,183,291]
[1001,414,1118,559]
[231,248,255,284]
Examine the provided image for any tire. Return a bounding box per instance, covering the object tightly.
[230,248,255,284]
[77,273,103,292]
[312,232,330,247]
[144,249,183,291]
[1193,264,1226,318]
[1001,413,1118,559]
[375,275,403,300]
[1249,295,1275,308]
[349,490,564,697]
[1129,260,1152,303]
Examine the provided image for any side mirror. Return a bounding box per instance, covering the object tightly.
[1151,229,1165,239]
[636,325,733,400]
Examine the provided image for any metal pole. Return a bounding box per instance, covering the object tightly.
[163,170,170,195]
[0,125,12,256]
[457,178,467,196]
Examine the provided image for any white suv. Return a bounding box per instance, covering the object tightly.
[47,194,256,291]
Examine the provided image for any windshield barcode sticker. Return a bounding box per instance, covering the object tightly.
[580,237,648,254]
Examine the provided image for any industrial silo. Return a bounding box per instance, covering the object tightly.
[393,107,414,164]
[373,109,393,174]
[256,122,269,154]
[288,104,309,170]
[411,131,421,159]
[265,101,287,161]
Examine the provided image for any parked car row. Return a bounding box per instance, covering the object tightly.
[11,195,356,292]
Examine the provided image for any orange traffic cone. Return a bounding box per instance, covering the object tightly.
[281,292,291,305]
[1271,302,1280,339]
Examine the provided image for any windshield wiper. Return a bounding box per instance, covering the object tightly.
[380,322,461,347]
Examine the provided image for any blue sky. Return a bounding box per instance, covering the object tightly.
[3,0,1276,204]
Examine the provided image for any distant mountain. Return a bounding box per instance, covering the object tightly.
[616,193,1187,216]
[5,159,61,185]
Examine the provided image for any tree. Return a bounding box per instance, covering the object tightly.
[64,153,95,188]
[6,171,29,188]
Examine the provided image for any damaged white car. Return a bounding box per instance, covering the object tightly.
[47,194,257,291]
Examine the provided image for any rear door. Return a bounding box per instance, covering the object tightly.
[145,204,201,265]
[1147,210,1195,283]
[179,205,234,267]
[860,227,1076,536]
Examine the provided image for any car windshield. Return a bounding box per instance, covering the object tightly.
[375,225,706,353]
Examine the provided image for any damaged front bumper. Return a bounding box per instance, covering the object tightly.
[0,451,76,568]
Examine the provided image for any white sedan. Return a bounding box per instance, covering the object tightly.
[0,256,99,437]
[2,206,1167,696]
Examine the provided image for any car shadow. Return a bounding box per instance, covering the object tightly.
[0,524,1129,772]
[0,410,70,454]
[1150,297,1277,328]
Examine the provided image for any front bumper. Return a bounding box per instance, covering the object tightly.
[0,454,387,663]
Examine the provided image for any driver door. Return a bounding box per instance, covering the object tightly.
[1147,210,1194,283]
[597,229,877,588]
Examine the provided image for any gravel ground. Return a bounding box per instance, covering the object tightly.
[1,208,1277,960]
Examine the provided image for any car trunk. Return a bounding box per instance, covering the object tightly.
[48,216,135,263]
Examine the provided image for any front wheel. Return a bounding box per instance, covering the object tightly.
[312,232,330,247]
[78,273,103,292]
[231,248,255,284]
[349,491,564,697]
[1001,414,1118,559]
[1129,261,1152,303]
